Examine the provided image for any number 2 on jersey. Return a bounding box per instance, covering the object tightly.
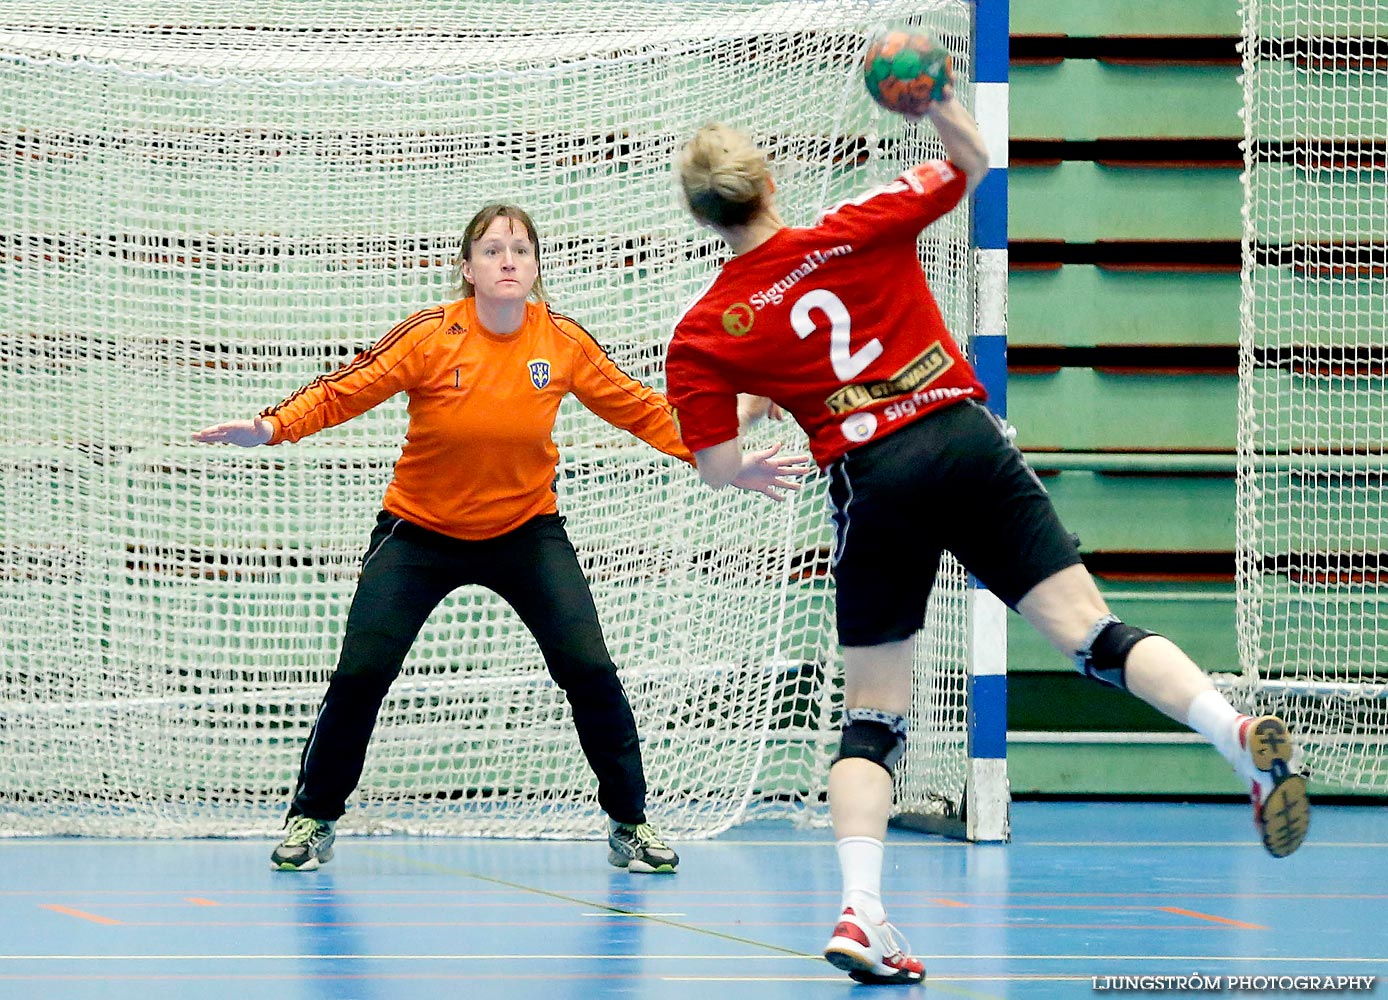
[789,288,882,382]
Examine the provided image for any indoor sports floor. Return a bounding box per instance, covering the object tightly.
[2,801,1384,1000]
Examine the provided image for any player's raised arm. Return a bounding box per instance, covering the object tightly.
[922,93,989,195]
[863,30,988,194]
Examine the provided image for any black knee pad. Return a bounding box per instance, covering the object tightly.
[1073,614,1156,690]
[832,708,909,775]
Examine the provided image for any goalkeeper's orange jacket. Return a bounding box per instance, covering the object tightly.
[261,297,694,540]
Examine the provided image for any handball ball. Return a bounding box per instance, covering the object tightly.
[863,30,953,116]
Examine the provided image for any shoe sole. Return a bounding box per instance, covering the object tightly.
[824,946,922,985]
[1258,772,1310,858]
[1247,716,1294,771]
[270,847,333,872]
[607,849,677,874]
[1248,717,1310,858]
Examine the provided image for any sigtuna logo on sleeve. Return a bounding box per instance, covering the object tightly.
[722,302,754,337]
[527,358,551,389]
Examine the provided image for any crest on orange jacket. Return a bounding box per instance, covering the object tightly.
[528,359,551,389]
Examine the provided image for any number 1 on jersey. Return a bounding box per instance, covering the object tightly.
[789,288,882,382]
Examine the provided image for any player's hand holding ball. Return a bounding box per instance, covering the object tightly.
[863,29,953,119]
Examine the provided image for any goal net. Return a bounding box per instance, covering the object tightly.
[0,0,985,837]
[1237,0,1388,791]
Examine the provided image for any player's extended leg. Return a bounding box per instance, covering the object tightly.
[487,514,677,874]
[1016,563,1310,857]
[821,638,925,985]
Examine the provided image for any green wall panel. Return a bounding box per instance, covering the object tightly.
[1012,0,1240,37]
[1249,164,1388,244]
[1010,370,1236,451]
[1010,267,1239,347]
[1008,741,1375,797]
[1009,742,1256,796]
[1012,62,1241,139]
[1041,470,1235,551]
[1011,163,1240,241]
[1246,271,1388,348]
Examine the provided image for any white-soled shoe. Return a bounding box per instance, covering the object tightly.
[1236,715,1310,858]
[823,906,924,985]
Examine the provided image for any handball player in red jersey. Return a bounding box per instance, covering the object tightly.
[664,93,1309,984]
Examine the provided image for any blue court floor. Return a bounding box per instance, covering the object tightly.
[1,801,1384,1000]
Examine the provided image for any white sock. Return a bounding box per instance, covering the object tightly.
[837,836,886,923]
[1186,689,1248,773]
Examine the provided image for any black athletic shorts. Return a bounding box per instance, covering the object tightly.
[825,400,1082,647]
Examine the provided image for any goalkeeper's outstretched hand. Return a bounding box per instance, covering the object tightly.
[192,417,273,447]
[731,442,815,501]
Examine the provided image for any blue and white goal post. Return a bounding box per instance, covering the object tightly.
[966,0,1012,844]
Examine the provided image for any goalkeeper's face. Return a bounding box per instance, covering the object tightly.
[463,216,539,304]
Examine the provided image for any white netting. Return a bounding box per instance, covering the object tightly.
[1237,0,1388,790]
[0,0,979,837]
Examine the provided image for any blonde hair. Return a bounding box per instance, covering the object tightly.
[676,123,772,228]
[449,203,548,301]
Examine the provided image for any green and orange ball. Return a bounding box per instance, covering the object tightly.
[863,30,953,116]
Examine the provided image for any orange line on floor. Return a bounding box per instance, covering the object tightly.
[1159,907,1266,930]
[185,898,220,907]
[930,898,970,908]
[38,904,121,926]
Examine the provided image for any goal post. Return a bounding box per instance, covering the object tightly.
[0,0,1007,838]
[1237,0,1388,792]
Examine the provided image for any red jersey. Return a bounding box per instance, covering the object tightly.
[261,297,693,540]
[665,160,986,468]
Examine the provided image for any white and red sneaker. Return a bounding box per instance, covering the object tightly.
[1237,715,1310,858]
[823,906,924,985]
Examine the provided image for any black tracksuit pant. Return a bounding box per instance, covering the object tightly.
[289,510,647,825]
